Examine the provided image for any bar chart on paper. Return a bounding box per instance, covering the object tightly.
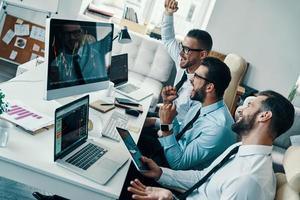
[0,100,53,132]
[7,105,43,120]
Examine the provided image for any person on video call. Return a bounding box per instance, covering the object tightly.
[146,0,213,125]
[49,24,111,85]
[128,90,295,200]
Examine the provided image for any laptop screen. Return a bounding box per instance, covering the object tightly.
[54,95,89,161]
[108,53,128,86]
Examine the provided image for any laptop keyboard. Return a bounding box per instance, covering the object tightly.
[117,83,139,93]
[102,111,128,141]
[66,143,107,170]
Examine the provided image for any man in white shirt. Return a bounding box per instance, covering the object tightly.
[146,0,213,123]
[128,90,295,200]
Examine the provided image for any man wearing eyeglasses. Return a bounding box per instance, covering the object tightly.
[139,57,236,170]
[160,0,213,123]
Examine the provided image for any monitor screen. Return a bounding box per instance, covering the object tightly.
[109,53,128,86]
[54,95,89,160]
[45,18,113,100]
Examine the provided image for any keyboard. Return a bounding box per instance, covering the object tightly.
[66,143,107,170]
[102,111,129,141]
[117,83,139,93]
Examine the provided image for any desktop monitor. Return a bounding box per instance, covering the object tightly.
[45,18,114,100]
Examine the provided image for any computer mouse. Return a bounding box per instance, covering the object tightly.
[125,108,140,117]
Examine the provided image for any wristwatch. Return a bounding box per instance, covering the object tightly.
[160,124,173,132]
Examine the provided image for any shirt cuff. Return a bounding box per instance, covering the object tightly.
[157,167,175,185]
[155,118,161,129]
[163,13,174,22]
[158,133,177,148]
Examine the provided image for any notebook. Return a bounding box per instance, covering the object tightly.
[54,95,128,184]
[109,53,152,101]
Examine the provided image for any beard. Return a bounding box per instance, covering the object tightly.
[232,111,260,136]
[180,56,199,69]
[191,85,206,102]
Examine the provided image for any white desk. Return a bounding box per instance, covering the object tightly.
[0,63,152,200]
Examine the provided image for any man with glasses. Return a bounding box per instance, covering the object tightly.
[160,0,213,122]
[139,57,236,170]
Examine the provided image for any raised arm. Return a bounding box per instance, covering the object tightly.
[161,0,181,63]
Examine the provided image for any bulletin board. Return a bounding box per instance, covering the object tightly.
[0,14,45,64]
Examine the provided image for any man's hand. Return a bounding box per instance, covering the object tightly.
[161,86,177,104]
[159,103,176,124]
[140,156,163,180]
[164,0,179,15]
[128,179,173,200]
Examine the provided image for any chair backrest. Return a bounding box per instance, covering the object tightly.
[275,146,300,200]
[223,54,248,114]
[112,27,174,83]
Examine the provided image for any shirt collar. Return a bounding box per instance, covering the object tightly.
[200,100,225,117]
[237,145,273,157]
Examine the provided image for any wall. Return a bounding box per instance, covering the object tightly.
[206,0,300,106]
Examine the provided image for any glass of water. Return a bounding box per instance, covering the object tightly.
[0,120,13,147]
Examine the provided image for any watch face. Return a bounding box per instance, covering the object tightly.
[160,124,169,131]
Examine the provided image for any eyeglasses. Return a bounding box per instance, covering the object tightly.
[63,29,83,38]
[179,42,204,54]
[193,73,213,83]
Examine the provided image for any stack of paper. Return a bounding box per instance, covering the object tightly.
[0,100,53,133]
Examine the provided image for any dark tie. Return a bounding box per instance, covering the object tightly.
[176,145,240,200]
[176,108,201,141]
[175,72,187,91]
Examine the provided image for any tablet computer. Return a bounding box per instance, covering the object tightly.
[116,127,149,172]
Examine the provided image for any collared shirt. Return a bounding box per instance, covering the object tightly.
[161,13,198,123]
[158,100,236,170]
[158,143,276,200]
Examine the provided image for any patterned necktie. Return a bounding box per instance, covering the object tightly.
[177,145,240,200]
[175,72,187,91]
[175,108,201,141]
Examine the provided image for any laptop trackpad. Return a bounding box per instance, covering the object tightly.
[86,158,120,184]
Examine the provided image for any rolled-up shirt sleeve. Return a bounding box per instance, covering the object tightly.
[158,123,226,170]
[161,14,180,65]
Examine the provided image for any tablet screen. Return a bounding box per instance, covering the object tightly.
[116,127,149,171]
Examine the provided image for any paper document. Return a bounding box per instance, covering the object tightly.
[32,43,40,52]
[16,18,24,24]
[9,50,18,60]
[0,100,53,132]
[30,26,45,42]
[2,29,15,45]
[30,53,39,60]
[14,24,30,36]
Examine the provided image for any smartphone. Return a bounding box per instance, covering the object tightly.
[115,97,140,107]
[116,127,149,172]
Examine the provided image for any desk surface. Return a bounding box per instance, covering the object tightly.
[0,63,152,200]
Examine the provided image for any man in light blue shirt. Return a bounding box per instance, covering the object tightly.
[129,91,295,200]
[139,57,236,170]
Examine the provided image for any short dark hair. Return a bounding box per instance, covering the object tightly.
[202,57,231,99]
[186,29,213,51]
[258,90,295,138]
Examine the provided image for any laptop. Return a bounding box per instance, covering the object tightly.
[109,53,152,101]
[54,95,128,184]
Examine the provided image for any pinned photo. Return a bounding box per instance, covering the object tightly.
[14,37,27,49]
